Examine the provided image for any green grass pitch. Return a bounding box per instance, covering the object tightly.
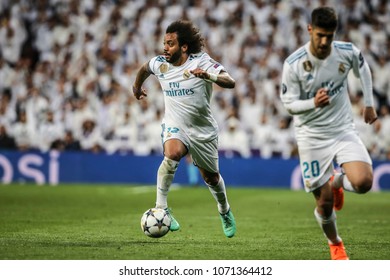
[0,184,389,260]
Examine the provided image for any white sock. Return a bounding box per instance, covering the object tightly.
[333,172,356,192]
[342,174,356,192]
[155,157,179,209]
[207,175,230,214]
[314,208,342,245]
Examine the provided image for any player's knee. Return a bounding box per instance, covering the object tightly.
[355,178,372,194]
[314,208,336,224]
[353,174,373,194]
[159,157,179,174]
[164,151,183,161]
[203,173,219,186]
[316,200,334,216]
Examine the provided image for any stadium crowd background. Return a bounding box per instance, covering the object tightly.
[0,0,389,160]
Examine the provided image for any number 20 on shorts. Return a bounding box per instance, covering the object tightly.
[302,160,320,178]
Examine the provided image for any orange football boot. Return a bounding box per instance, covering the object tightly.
[329,241,349,260]
[330,175,344,211]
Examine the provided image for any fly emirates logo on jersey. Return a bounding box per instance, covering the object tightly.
[163,82,195,97]
[307,81,344,99]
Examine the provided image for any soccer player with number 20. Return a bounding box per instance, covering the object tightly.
[281,7,377,260]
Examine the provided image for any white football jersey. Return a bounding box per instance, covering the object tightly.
[148,52,224,142]
[281,41,364,145]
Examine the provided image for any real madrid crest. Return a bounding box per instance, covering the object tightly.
[303,60,313,72]
[159,63,169,74]
[183,69,191,79]
[338,63,345,74]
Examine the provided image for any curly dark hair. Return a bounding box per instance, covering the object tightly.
[311,6,338,31]
[166,20,205,54]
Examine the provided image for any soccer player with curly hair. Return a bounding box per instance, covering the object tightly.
[133,20,236,238]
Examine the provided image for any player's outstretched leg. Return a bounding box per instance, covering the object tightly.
[207,175,236,237]
[155,157,180,231]
[314,208,348,260]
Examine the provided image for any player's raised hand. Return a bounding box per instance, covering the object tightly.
[363,106,378,124]
[133,85,147,100]
[190,68,209,79]
[314,88,330,108]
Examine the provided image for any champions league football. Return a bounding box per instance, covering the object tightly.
[140,208,171,238]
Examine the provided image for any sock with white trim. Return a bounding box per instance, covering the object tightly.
[207,175,230,214]
[314,208,342,245]
[155,157,179,209]
[333,172,356,192]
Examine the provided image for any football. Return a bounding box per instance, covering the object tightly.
[140,208,171,238]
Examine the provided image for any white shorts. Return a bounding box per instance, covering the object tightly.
[161,123,219,173]
[297,131,372,192]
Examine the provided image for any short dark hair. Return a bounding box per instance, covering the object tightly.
[166,20,205,54]
[311,7,338,31]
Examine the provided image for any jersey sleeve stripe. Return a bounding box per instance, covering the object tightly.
[286,49,307,65]
[334,42,353,50]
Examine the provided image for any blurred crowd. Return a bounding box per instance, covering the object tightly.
[0,0,390,160]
